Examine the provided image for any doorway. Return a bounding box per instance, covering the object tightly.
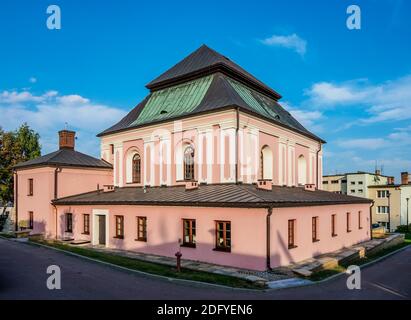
[98,215,106,245]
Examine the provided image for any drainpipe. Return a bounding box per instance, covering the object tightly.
[266,207,273,270]
[14,170,18,232]
[316,142,322,189]
[369,200,375,240]
[54,167,62,199]
[235,107,240,184]
[52,204,58,240]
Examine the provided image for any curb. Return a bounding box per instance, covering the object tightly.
[266,242,411,291]
[17,238,266,292]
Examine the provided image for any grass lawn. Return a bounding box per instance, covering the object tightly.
[0,232,16,239]
[309,233,411,282]
[29,239,264,290]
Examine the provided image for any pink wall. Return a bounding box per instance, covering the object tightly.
[16,166,112,237]
[102,110,322,189]
[270,203,371,267]
[56,205,267,270]
[55,202,371,271]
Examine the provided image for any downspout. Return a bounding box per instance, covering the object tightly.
[54,167,62,199]
[14,170,18,232]
[53,204,58,240]
[235,107,240,184]
[54,167,62,239]
[369,200,375,240]
[266,207,273,270]
[316,142,322,188]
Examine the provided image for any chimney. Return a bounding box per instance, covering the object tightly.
[387,176,395,185]
[375,169,381,176]
[401,172,409,185]
[257,179,272,191]
[59,130,75,150]
[304,184,316,192]
[103,185,115,193]
[185,181,198,190]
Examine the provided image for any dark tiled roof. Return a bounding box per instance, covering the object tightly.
[14,149,113,170]
[53,184,371,208]
[98,72,324,142]
[146,45,282,100]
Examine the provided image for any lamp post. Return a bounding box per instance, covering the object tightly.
[387,191,391,232]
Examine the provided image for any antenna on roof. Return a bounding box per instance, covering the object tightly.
[64,122,68,130]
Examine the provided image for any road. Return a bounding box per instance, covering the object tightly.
[0,238,410,300]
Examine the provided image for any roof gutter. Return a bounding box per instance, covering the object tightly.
[266,206,273,270]
[369,200,375,240]
[316,142,323,188]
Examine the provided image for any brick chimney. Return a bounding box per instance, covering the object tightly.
[401,172,409,185]
[387,176,395,185]
[375,169,381,176]
[59,130,75,150]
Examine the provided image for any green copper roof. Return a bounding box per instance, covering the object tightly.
[227,78,279,120]
[131,75,213,126]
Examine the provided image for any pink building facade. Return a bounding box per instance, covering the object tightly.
[15,45,372,271]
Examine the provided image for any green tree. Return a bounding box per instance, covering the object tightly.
[0,124,41,204]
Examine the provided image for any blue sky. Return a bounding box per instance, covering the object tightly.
[1,0,410,180]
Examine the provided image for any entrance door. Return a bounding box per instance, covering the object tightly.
[98,215,106,245]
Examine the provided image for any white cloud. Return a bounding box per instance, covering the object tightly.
[29,77,37,84]
[305,75,411,123]
[261,33,307,56]
[282,101,324,133]
[0,89,127,156]
[336,138,387,150]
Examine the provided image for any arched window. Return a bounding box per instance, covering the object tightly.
[132,153,141,183]
[260,146,273,180]
[297,155,307,185]
[184,146,195,181]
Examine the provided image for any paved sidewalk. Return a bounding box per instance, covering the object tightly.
[81,244,293,284]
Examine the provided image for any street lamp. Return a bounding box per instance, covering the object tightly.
[387,191,391,232]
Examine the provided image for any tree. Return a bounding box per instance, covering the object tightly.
[0,124,41,204]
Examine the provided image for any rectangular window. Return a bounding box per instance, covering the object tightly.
[29,211,34,229]
[115,215,124,239]
[28,179,33,196]
[136,216,147,241]
[288,219,296,249]
[377,190,389,198]
[358,189,363,193]
[358,211,363,229]
[331,214,337,237]
[351,181,355,185]
[215,221,231,252]
[331,180,338,184]
[358,181,363,185]
[347,212,351,232]
[312,217,319,242]
[182,219,196,247]
[323,181,329,184]
[66,213,73,233]
[377,206,389,214]
[83,214,90,234]
[350,189,355,193]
